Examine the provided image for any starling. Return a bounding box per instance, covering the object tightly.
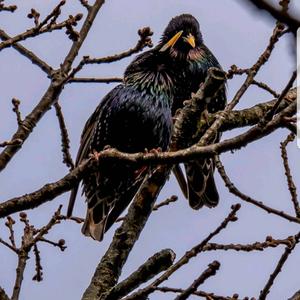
[158,14,227,209]
[67,43,176,241]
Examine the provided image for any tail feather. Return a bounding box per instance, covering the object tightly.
[81,208,107,241]
[172,164,188,198]
[184,159,219,210]
[67,184,79,217]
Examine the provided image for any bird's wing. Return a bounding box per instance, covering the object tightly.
[179,45,226,209]
[67,100,106,217]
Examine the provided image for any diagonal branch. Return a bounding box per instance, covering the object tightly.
[121,204,240,300]
[280,133,299,217]
[0,29,53,75]
[258,232,300,300]
[174,261,220,300]
[215,155,300,225]
[101,249,176,300]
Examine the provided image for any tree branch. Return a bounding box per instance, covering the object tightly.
[101,249,176,300]
[174,261,220,300]
[122,204,240,300]
[82,166,171,300]
[0,0,106,172]
[246,0,300,33]
[259,232,300,300]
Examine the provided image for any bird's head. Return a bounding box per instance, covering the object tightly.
[159,14,203,59]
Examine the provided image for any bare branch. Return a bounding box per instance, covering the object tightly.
[12,98,22,126]
[280,133,300,217]
[0,0,16,12]
[68,27,153,79]
[259,232,300,300]
[0,0,106,172]
[246,0,300,33]
[252,79,279,98]
[102,249,176,300]
[215,155,300,225]
[156,286,236,300]
[203,236,294,252]
[122,204,240,300]
[174,261,220,300]
[68,77,123,84]
[0,14,83,51]
[54,102,74,170]
[0,29,53,75]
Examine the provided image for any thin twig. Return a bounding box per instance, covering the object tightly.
[259,232,300,300]
[156,286,236,300]
[0,0,16,12]
[174,261,220,300]
[252,80,279,98]
[0,0,106,172]
[68,77,123,84]
[264,70,296,120]
[215,155,300,225]
[0,8,83,51]
[79,0,91,10]
[54,102,74,170]
[12,98,22,126]
[0,29,53,75]
[246,0,300,33]
[203,236,294,252]
[68,27,153,79]
[280,133,299,217]
[122,204,240,300]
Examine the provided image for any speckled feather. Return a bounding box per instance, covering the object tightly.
[68,62,174,241]
[154,14,226,209]
[163,14,227,209]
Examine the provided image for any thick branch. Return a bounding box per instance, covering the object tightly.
[0,98,295,219]
[82,166,170,300]
[0,287,10,300]
[102,249,176,300]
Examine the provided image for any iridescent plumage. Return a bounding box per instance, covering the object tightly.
[68,50,174,241]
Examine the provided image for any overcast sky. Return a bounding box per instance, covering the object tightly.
[0,1,299,299]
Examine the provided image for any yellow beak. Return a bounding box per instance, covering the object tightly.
[184,33,196,48]
[160,30,183,52]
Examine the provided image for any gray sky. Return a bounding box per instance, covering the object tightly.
[0,1,299,299]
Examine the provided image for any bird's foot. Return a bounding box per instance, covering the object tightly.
[149,147,162,156]
[90,149,101,161]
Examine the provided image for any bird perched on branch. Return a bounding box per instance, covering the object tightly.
[164,14,226,209]
[67,29,175,241]
[155,14,226,209]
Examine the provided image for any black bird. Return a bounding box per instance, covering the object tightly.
[157,14,226,209]
[67,37,176,241]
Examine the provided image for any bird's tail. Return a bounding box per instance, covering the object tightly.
[174,160,219,210]
[186,163,219,209]
[81,207,107,241]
